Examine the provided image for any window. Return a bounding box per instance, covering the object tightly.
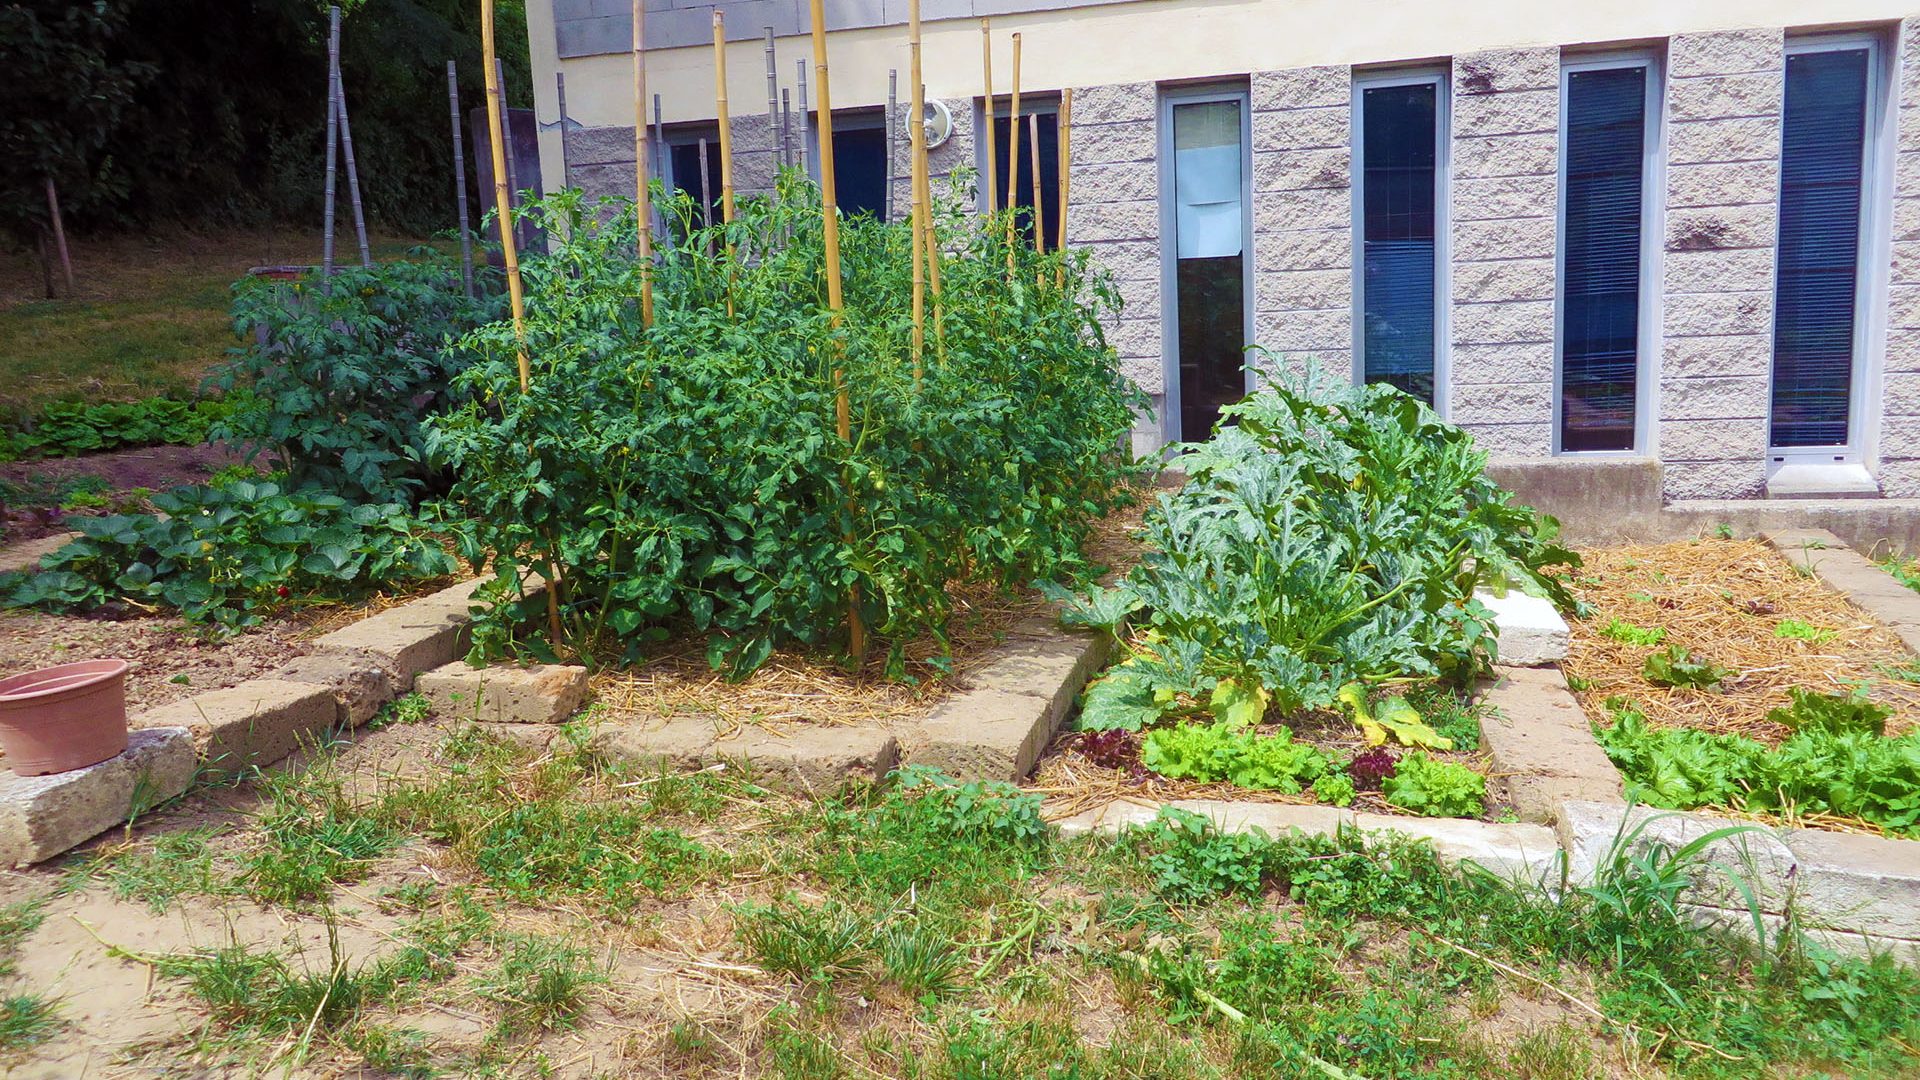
[818,110,889,221]
[1353,72,1445,406]
[982,105,1060,248]
[1771,37,1880,453]
[1558,58,1658,453]
[664,129,724,232]
[1161,89,1251,441]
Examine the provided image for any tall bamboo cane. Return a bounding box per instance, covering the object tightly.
[322,7,341,278]
[1028,113,1044,255]
[806,0,865,663]
[886,69,897,224]
[980,19,996,217]
[795,58,809,175]
[1056,87,1072,287]
[481,0,556,640]
[1005,32,1021,272]
[334,62,373,268]
[447,61,475,298]
[632,0,653,326]
[764,27,779,155]
[713,11,737,314]
[907,0,926,381]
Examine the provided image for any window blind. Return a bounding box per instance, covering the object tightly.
[1559,65,1647,453]
[1359,83,1439,405]
[1771,47,1870,449]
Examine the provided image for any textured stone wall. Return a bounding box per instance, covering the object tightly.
[1065,82,1163,425]
[1449,48,1560,457]
[1249,66,1352,382]
[1883,20,1920,497]
[1659,29,1784,500]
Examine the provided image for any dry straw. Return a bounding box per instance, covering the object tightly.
[1562,537,1920,742]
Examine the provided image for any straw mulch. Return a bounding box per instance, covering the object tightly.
[1562,537,1920,743]
[593,498,1148,732]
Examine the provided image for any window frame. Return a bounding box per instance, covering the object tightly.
[1348,67,1452,416]
[1552,50,1665,457]
[1156,82,1256,445]
[1766,30,1891,468]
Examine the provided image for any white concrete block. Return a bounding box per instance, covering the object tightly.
[0,727,196,866]
[1474,587,1570,665]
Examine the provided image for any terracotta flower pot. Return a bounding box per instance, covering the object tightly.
[0,660,132,777]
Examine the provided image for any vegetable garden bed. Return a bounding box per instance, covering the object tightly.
[1565,536,1920,838]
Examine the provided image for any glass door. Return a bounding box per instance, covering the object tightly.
[1161,89,1251,442]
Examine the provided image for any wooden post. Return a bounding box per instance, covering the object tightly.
[806,0,865,664]
[447,61,475,298]
[334,58,373,268]
[322,6,341,278]
[980,19,996,217]
[42,178,74,297]
[907,0,926,381]
[712,13,735,225]
[1005,32,1021,271]
[632,0,653,326]
[1057,87,1072,287]
[1028,113,1044,254]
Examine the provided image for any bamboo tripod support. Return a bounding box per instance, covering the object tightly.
[807,0,866,663]
[1028,114,1044,255]
[713,12,737,315]
[907,0,927,379]
[447,61,475,298]
[1057,88,1073,287]
[1005,32,1021,273]
[632,0,653,325]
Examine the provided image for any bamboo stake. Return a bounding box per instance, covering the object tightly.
[712,13,735,225]
[764,26,779,154]
[322,7,341,278]
[781,88,793,168]
[980,19,996,217]
[1005,32,1021,272]
[697,137,713,232]
[482,0,555,640]
[885,69,897,223]
[495,58,523,250]
[632,0,653,326]
[334,56,372,267]
[1056,87,1072,287]
[1028,113,1044,255]
[907,0,926,381]
[806,0,865,664]
[447,61,475,298]
[42,178,74,297]
[555,71,571,182]
[795,59,810,175]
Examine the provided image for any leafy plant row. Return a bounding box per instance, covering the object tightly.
[1595,695,1920,835]
[0,395,242,462]
[432,176,1144,674]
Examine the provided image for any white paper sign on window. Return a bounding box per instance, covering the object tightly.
[1173,103,1242,260]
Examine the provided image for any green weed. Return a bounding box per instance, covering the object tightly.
[0,994,60,1051]
[735,897,872,985]
[1601,618,1667,646]
[472,935,606,1039]
[69,827,234,912]
[1773,618,1836,644]
[242,766,402,905]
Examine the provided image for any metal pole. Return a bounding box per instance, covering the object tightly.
[496,58,522,250]
[446,60,474,297]
[781,88,793,169]
[633,0,652,325]
[653,93,666,234]
[697,136,712,232]
[335,59,373,267]
[555,71,571,186]
[322,6,340,277]
[764,26,779,166]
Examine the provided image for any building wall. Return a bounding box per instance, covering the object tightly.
[530,0,1920,501]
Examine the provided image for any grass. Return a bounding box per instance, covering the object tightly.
[0,230,436,416]
[7,722,1920,1077]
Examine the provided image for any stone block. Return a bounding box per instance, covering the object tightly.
[1462,422,1553,458]
[1662,291,1769,338]
[1661,332,1772,379]
[1066,198,1158,243]
[1663,247,1775,295]
[0,727,197,866]
[1070,160,1158,204]
[1252,65,1350,112]
[1668,69,1783,124]
[1666,160,1782,211]
[1252,146,1350,192]
[133,679,340,779]
[906,689,1057,783]
[1449,342,1553,386]
[1252,105,1347,152]
[1450,299,1554,346]
[1666,204,1776,252]
[1661,376,1768,421]
[1477,667,1623,823]
[591,717,898,793]
[1253,226,1352,273]
[1255,268,1352,312]
[1252,188,1349,231]
[1452,174,1557,222]
[965,628,1110,719]
[1453,48,1559,96]
[1450,258,1554,305]
[1071,82,1156,126]
[1666,116,1779,166]
[1085,240,1161,283]
[1658,416,1769,462]
[565,125,637,167]
[1451,89,1557,138]
[311,578,487,689]
[1450,381,1552,426]
[1073,122,1157,166]
[274,653,393,728]
[1452,132,1555,179]
[1253,307,1350,352]
[1474,590,1569,665]
[1452,218,1555,264]
[416,661,592,725]
[1661,458,1767,500]
[1669,29,1784,79]
[1350,811,1563,885]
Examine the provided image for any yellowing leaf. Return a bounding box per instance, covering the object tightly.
[1337,684,1452,750]
[1208,679,1269,728]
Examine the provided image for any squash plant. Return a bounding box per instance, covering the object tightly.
[429,175,1145,674]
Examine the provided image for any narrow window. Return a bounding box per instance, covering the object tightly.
[1771,41,1875,451]
[666,133,724,232]
[826,111,889,221]
[1165,94,1249,440]
[1559,62,1652,453]
[1354,76,1442,405]
[985,108,1060,246]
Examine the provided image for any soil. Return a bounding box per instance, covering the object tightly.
[1,443,250,544]
[0,609,315,715]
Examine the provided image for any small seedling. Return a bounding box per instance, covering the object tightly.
[1642,646,1731,691]
[1774,619,1836,645]
[1601,618,1667,646]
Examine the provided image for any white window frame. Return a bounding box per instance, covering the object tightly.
[1553,51,1665,457]
[1350,67,1451,417]
[1156,83,1256,445]
[1766,30,1892,470]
